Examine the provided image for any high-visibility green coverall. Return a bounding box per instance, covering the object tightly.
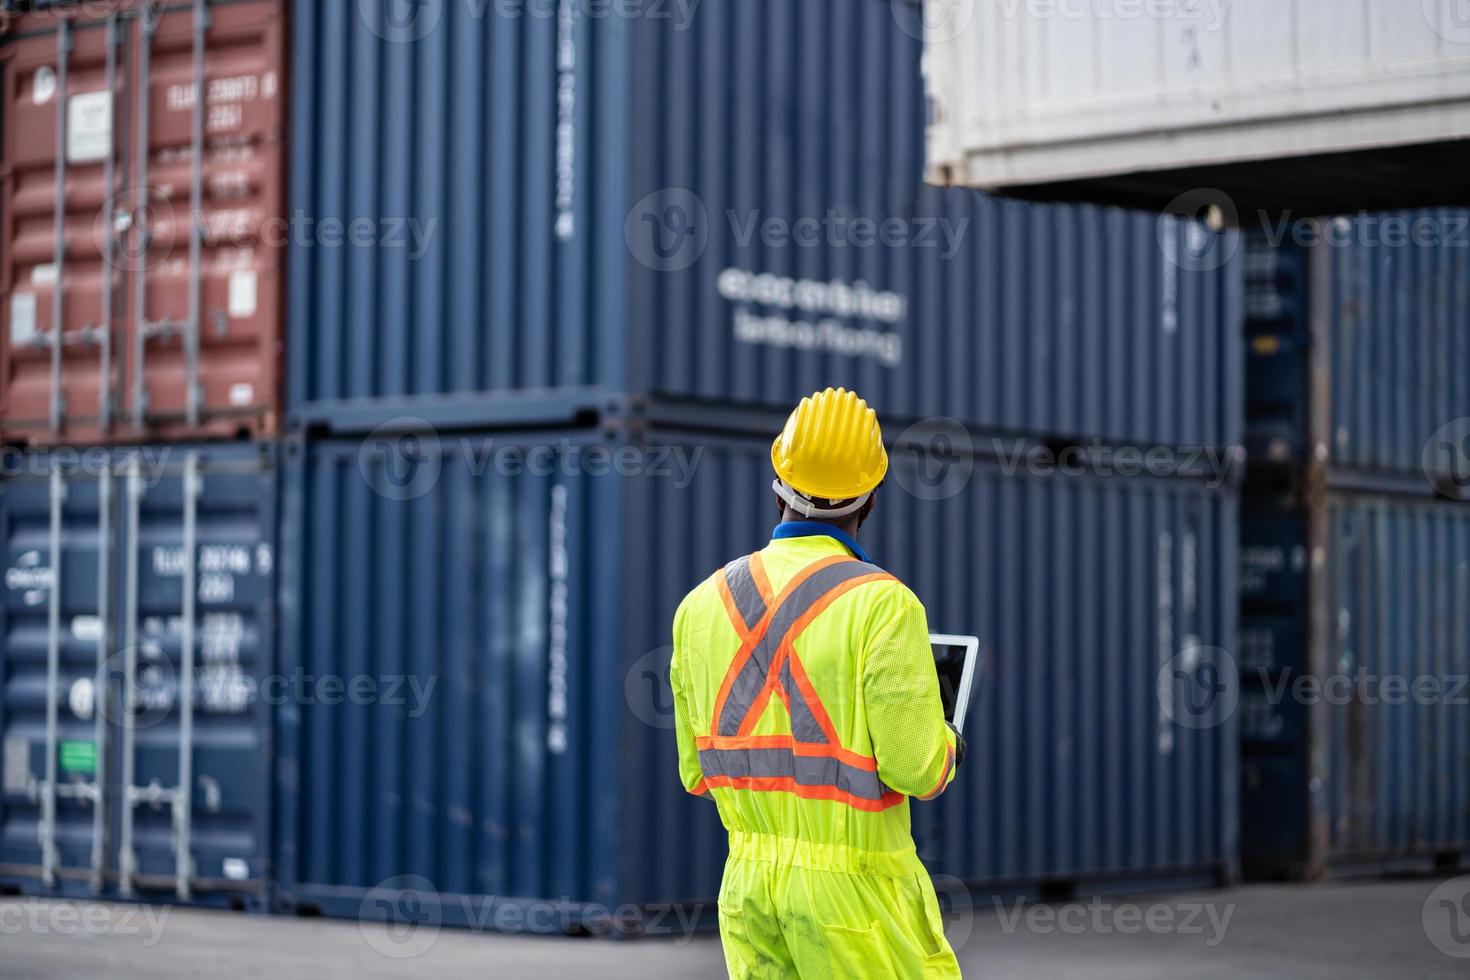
[671,529,962,979]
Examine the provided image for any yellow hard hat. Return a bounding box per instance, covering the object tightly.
[771,387,888,507]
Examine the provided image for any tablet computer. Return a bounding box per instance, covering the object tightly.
[930,634,980,734]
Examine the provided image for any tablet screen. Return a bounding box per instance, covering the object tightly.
[930,634,979,733]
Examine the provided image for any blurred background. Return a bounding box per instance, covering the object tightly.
[0,0,1468,977]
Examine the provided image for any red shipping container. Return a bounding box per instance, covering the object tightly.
[0,0,285,444]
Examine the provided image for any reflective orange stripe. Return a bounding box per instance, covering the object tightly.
[918,747,955,801]
[747,552,774,605]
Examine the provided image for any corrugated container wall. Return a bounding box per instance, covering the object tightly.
[277,429,1237,924]
[0,2,287,445]
[1240,494,1470,877]
[1243,213,1470,484]
[0,444,276,908]
[286,0,1241,453]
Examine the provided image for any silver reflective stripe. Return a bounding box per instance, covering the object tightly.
[715,559,884,737]
[779,658,827,743]
[723,556,767,633]
[698,747,893,802]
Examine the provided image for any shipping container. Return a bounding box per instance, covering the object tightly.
[286,0,1242,454]
[920,0,1470,215]
[1243,215,1470,486]
[276,426,1237,930]
[0,0,287,445]
[0,442,276,908]
[1240,493,1470,878]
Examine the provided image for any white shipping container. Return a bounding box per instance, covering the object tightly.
[922,0,1470,215]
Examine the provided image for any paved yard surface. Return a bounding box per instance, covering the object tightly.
[3,877,1467,979]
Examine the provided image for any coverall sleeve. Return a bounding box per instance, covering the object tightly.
[669,600,710,798]
[861,588,959,800]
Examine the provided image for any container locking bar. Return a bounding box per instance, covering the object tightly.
[129,8,156,430]
[173,451,201,899]
[117,457,142,896]
[98,13,121,435]
[39,468,66,887]
[49,20,72,432]
[90,468,114,892]
[184,0,212,429]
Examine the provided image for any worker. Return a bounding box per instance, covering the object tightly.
[670,387,966,978]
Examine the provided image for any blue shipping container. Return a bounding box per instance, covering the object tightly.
[1240,492,1470,877]
[0,445,276,908]
[1242,211,1470,481]
[276,427,1238,929]
[286,0,1242,452]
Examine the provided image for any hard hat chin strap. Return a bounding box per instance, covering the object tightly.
[772,479,871,519]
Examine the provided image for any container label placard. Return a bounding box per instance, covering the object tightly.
[66,90,112,164]
[10,292,37,345]
[59,739,97,774]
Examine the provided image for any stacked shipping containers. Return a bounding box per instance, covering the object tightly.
[1241,217,1470,879]
[0,0,283,908]
[275,0,1242,929]
[3,0,1243,927]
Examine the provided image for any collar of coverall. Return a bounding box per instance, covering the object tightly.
[771,521,874,565]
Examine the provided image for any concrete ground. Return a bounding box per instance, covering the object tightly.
[3,877,1468,979]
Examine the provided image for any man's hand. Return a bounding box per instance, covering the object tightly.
[947,722,967,768]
